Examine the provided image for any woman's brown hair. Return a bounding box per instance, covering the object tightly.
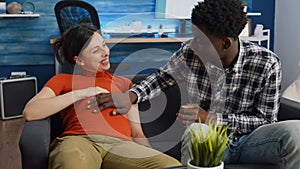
[53,23,98,67]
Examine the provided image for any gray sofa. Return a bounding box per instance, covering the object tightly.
[19,74,300,169]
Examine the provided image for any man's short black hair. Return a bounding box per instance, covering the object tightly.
[192,0,247,40]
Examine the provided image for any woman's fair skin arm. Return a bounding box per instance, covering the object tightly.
[23,86,108,121]
[128,104,151,147]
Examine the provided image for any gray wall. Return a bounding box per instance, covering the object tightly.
[274,0,300,90]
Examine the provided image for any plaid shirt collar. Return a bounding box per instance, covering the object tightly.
[226,39,245,74]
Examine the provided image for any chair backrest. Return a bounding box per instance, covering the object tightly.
[54,0,101,35]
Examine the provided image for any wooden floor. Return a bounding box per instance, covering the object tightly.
[0,118,24,169]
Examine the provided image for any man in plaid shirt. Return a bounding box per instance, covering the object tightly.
[90,0,300,167]
[131,37,281,138]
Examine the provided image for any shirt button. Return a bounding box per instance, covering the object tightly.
[233,137,238,142]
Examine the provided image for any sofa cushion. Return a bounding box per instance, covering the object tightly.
[282,76,300,103]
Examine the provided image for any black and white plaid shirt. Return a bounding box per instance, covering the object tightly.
[131,39,281,138]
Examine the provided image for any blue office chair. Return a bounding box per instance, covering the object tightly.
[54,0,101,35]
[54,0,130,74]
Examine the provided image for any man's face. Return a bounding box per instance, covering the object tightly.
[190,25,224,66]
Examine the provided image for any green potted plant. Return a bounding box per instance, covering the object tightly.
[181,121,234,169]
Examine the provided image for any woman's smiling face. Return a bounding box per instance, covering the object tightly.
[75,32,110,73]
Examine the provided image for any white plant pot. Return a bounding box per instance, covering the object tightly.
[187,159,224,169]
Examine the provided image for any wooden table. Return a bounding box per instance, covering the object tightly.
[49,33,193,44]
[49,33,193,74]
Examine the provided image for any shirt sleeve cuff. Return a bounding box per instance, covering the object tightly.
[129,88,141,103]
[215,113,227,126]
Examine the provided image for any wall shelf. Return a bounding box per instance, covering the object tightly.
[0,13,40,18]
[246,12,261,16]
[240,29,270,49]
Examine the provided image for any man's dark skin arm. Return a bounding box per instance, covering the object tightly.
[88,91,138,115]
[89,89,213,124]
[88,40,188,116]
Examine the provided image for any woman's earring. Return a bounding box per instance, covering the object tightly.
[73,56,83,65]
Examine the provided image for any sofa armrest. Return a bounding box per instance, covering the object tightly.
[19,118,51,169]
[278,97,300,121]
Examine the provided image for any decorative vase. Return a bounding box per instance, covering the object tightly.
[187,159,224,169]
[254,24,264,37]
[7,2,22,14]
[243,6,247,12]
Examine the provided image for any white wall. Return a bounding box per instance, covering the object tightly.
[274,0,300,90]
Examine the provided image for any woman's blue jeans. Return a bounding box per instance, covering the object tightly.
[224,120,300,169]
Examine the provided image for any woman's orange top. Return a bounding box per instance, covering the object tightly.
[45,72,133,141]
